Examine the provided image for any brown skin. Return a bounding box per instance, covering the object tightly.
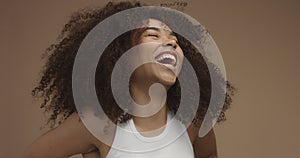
[25,1,235,157]
[31,1,235,128]
[129,19,183,135]
[22,113,217,158]
[22,19,218,158]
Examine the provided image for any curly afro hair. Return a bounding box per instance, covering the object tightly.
[31,1,235,128]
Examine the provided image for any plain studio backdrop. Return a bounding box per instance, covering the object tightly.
[1,0,299,157]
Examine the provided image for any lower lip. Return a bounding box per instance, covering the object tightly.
[154,61,176,71]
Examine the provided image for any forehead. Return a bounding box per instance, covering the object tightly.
[142,19,172,32]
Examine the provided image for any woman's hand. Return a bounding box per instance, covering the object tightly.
[82,148,101,158]
[82,149,101,158]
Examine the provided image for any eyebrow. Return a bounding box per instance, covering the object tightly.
[145,27,176,37]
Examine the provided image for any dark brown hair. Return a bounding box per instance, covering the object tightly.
[32,1,235,127]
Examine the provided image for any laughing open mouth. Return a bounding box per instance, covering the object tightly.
[154,51,177,69]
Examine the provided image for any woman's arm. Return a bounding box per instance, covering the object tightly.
[22,113,97,158]
[188,123,218,158]
[193,129,218,158]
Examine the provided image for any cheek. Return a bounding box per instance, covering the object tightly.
[177,49,185,66]
[139,37,153,44]
[178,48,184,58]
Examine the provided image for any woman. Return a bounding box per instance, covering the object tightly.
[23,1,235,158]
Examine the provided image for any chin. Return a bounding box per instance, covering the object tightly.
[132,63,178,88]
[160,78,176,89]
[155,69,177,88]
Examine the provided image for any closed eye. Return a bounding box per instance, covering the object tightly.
[147,34,159,37]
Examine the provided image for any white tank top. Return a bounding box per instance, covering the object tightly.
[106,113,194,158]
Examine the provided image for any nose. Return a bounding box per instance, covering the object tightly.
[163,39,177,49]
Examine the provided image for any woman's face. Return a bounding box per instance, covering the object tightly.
[130,19,184,87]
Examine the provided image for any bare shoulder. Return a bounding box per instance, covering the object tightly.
[67,112,117,158]
[187,122,202,143]
[22,112,100,158]
[187,123,218,158]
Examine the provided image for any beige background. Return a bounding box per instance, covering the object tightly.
[1,0,299,157]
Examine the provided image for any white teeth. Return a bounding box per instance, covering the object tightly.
[161,63,175,70]
[155,54,177,66]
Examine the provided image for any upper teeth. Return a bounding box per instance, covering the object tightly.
[155,54,176,66]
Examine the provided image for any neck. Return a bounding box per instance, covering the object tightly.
[133,104,167,136]
[129,81,169,136]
